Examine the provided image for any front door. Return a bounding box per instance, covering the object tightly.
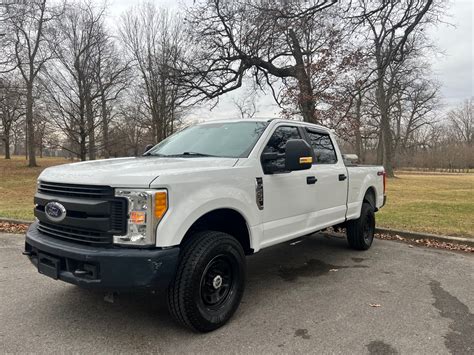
[260,125,316,248]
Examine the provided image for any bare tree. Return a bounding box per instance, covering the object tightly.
[94,34,130,158]
[338,78,373,162]
[448,98,473,147]
[113,101,148,156]
[182,0,343,123]
[120,4,189,143]
[0,75,24,159]
[232,86,258,119]
[353,0,441,176]
[0,2,16,67]
[43,0,123,161]
[42,1,99,160]
[3,0,63,166]
[392,72,439,154]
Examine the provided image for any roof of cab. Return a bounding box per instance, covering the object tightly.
[198,117,330,132]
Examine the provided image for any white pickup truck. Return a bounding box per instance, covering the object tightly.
[24,118,386,332]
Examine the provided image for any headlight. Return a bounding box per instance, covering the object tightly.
[113,189,168,246]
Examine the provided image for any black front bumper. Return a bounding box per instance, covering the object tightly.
[25,222,180,291]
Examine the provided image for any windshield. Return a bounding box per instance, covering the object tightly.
[146,121,269,158]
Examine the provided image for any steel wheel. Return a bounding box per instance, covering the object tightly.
[167,231,246,332]
[200,255,235,309]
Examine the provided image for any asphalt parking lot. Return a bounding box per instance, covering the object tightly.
[0,232,472,354]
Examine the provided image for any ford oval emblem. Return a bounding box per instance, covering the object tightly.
[45,201,67,222]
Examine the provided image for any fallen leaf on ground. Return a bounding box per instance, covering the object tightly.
[375,233,473,253]
[0,222,29,234]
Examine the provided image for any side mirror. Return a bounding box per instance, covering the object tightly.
[261,151,283,174]
[285,139,313,171]
[144,144,154,154]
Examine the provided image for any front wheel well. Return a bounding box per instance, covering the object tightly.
[182,208,253,255]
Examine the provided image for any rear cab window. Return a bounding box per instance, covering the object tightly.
[306,129,338,164]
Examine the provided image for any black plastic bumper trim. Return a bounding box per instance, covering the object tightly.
[25,222,180,291]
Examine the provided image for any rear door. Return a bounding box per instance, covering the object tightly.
[304,129,348,229]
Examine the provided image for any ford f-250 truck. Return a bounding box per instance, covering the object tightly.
[24,118,386,332]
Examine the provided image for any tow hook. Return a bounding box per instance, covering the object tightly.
[73,269,89,277]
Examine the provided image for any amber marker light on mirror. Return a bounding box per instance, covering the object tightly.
[299,157,313,164]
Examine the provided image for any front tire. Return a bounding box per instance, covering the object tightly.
[346,202,375,250]
[167,231,246,332]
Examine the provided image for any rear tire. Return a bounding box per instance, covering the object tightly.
[346,202,375,250]
[167,230,246,332]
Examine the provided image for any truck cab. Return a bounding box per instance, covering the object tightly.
[25,118,386,332]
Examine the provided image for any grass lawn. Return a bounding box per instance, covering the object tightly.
[378,173,474,237]
[0,156,71,220]
[0,156,473,237]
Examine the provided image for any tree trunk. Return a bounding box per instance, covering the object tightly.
[13,134,19,155]
[80,127,87,161]
[101,95,109,159]
[25,123,28,160]
[381,113,394,177]
[39,137,43,158]
[288,29,316,123]
[26,83,37,167]
[354,92,363,162]
[375,127,382,164]
[160,74,167,141]
[296,68,316,123]
[152,104,160,143]
[4,135,11,159]
[376,80,395,177]
[86,95,96,160]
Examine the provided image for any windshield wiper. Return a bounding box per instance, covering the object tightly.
[180,152,217,157]
[143,151,218,158]
[142,152,167,157]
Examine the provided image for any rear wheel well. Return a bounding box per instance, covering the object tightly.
[182,209,252,255]
[363,187,377,211]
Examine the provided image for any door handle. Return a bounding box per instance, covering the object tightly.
[339,174,347,181]
[307,176,317,185]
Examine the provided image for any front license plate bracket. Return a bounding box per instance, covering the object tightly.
[38,253,60,280]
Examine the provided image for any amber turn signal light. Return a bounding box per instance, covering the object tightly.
[155,191,168,219]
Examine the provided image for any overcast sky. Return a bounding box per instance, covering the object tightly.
[108,0,473,120]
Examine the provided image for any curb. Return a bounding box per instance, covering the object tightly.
[0,217,33,225]
[376,227,474,247]
[1,218,472,247]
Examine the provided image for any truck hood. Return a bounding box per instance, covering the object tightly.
[39,157,239,188]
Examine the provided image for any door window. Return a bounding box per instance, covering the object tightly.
[263,126,301,171]
[306,130,337,164]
